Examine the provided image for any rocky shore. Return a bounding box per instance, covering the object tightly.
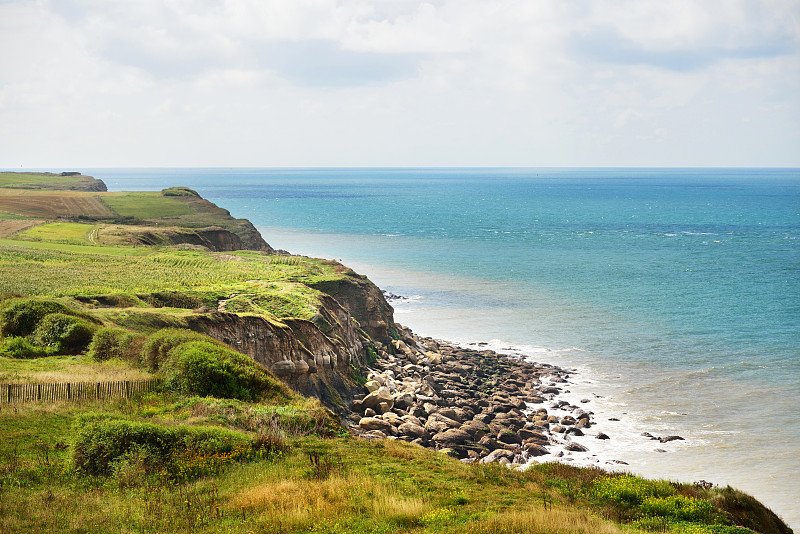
[348,325,685,466]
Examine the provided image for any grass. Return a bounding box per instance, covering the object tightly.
[17,222,98,245]
[0,354,152,383]
[100,192,193,219]
[0,172,92,189]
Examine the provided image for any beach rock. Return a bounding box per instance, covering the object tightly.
[364,408,377,417]
[432,428,471,447]
[565,442,589,452]
[596,433,610,440]
[359,417,394,434]
[361,387,394,413]
[659,435,685,443]
[497,429,522,445]
[480,449,515,464]
[524,443,550,456]
[398,422,426,439]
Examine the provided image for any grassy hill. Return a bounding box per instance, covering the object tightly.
[0,173,791,534]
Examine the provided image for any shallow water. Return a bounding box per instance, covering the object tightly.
[82,168,800,527]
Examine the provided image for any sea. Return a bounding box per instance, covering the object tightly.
[33,167,800,527]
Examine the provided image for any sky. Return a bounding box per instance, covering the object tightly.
[1,0,799,168]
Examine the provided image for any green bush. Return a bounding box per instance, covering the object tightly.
[162,340,288,401]
[139,291,203,309]
[70,414,252,476]
[31,313,96,354]
[640,495,716,523]
[87,327,142,362]
[0,298,75,337]
[140,328,208,370]
[594,474,675,506]
[0,335,54,359]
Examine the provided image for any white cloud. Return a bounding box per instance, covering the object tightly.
[0,0,798,167]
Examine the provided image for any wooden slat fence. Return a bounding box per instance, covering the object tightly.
[0,378,161,404]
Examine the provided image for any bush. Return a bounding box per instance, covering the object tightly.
[640,495,716,523]
[71,414,254,477]
[162,340,289,401]
[0,336,54,359]
[140,328,208,370]
[0,299,76,337]
[87,327,142,362]
[594,474,675,506]
[31,313,96,354]
[139,291,203,309]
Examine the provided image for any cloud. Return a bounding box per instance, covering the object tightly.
[569,25,796,72]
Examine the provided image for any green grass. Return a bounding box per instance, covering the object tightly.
[0,243,339,319]
[101,192,193,219]
[0,211,29,220]
[0,172,86,188]
[17,222,98,245]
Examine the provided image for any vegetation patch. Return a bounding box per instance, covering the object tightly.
[101,192,193,219]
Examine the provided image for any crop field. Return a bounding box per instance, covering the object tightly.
[0,190,113,219]
[101,191,193,219]
[0,240,340,317]
[0,172,86,188]
[17,222,98,245]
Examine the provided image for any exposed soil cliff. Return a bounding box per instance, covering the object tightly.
[187,292,374,412]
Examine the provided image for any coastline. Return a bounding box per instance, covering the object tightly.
[258,225,799,529]
[352,323,678,469]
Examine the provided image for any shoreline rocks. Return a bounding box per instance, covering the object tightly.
[348,326,609,464]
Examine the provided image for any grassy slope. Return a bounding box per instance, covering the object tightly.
[0,173,266,250]
[0,180,792,534]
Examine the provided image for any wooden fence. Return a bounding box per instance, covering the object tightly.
[0,378,161,404]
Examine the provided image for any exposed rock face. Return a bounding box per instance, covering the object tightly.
[307,264,395,343]
[187,291,371,412]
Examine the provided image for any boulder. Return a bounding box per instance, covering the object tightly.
[432,428,471,447]
[497,430,522,445]
[565,442,588,452]
[659,435,685,443]
[361,386,394,413]
[359,417,394,434]
[398,422,426,439]
[480,449,515,464]
[523,443,550,456]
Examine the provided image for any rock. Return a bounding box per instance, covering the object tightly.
[659,435,685,443]
[432,428,471,446]
[364,408,377,417]
[519,429,548,443]
[393,391,415,410]
[565,428,584,437]
[560,416,577,426]
[361,386,395,413]
[596,433,610,440]
[497,429,522,445]
[523,443,550,456]
[364,380,381,393]
[358,417,394,434]
[398,422,426,439]
[565,442,589,452]
[480,449,515,464]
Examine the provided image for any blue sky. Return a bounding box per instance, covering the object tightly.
[1,0,798,167]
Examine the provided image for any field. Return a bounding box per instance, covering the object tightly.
[0,190,114,219]
[16,222,98,245]
[0,172,91,189]
[100,191,193,219]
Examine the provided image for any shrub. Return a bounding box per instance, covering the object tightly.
[140,328,208,370]
[71,415,179,476]
[0,336,54,359]
[162,340,289,401]
[0,298,75,337]
[71,414,255,477]
[31,313,96,354]
[162,186,199,197]
[640,495,716,523]
[594,474,675,506]
[87,327,142,362]
[139,291,203,309]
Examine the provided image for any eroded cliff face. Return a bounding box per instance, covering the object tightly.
[307,262,395,344]
[187,291,374,412]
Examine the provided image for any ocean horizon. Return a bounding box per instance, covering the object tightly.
[19,166,799,528]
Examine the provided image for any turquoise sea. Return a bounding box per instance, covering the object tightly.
[76,168,800,526]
